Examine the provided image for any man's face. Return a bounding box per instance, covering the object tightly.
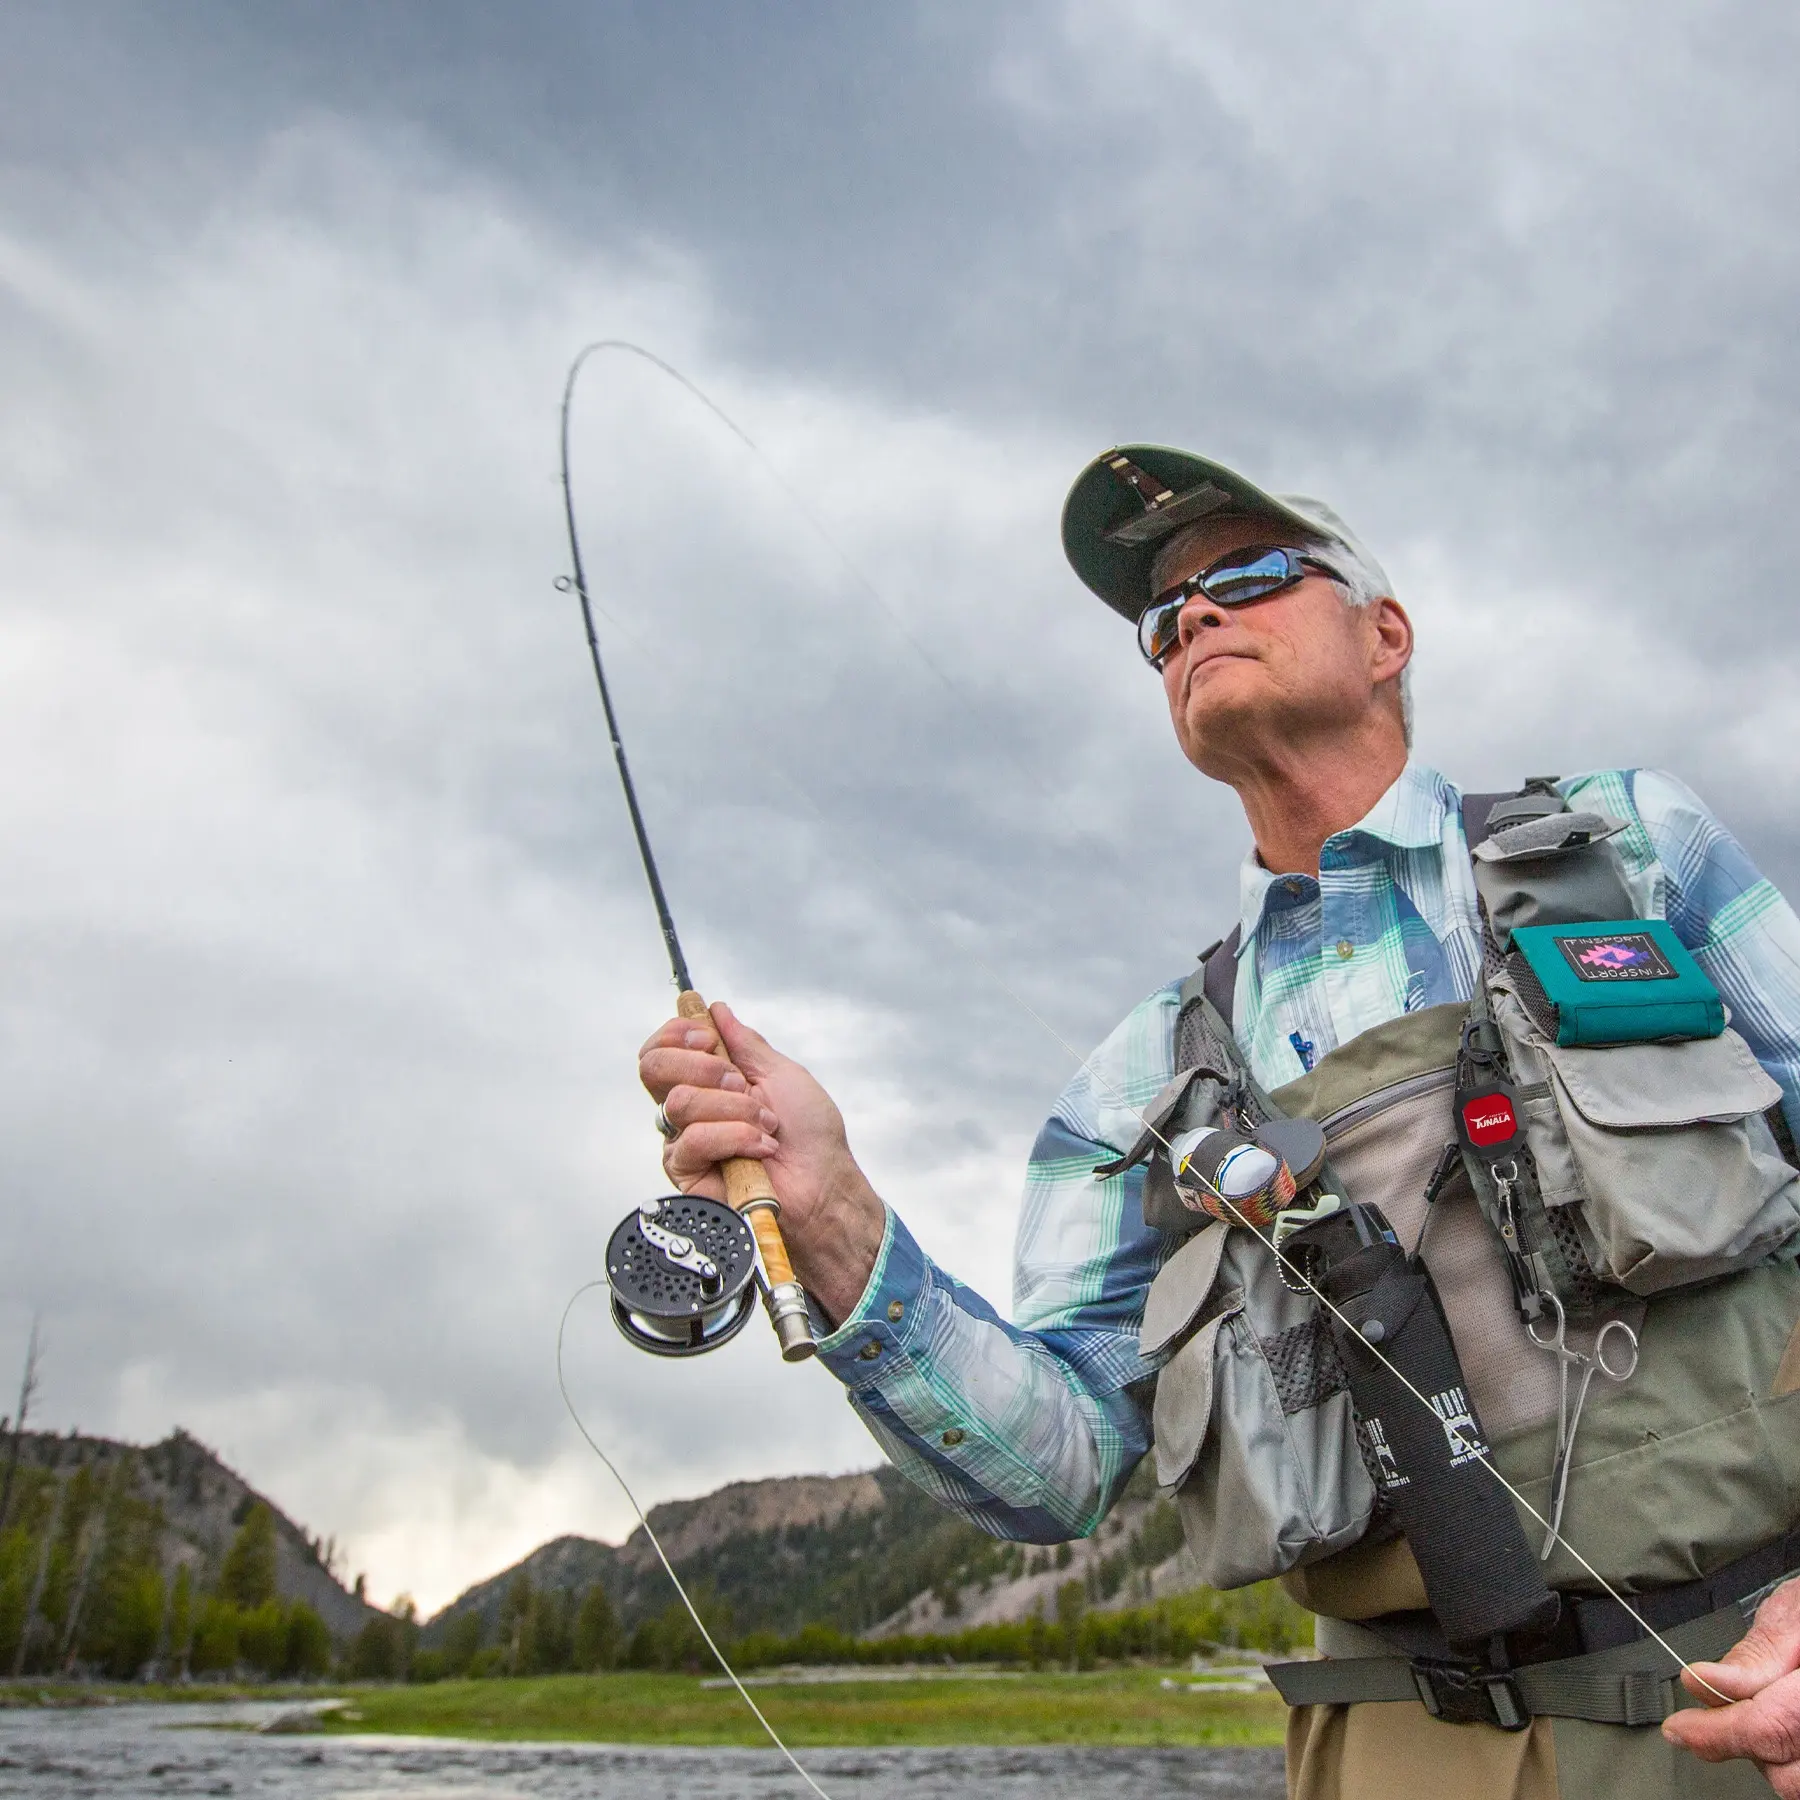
[1150,515,1410,780]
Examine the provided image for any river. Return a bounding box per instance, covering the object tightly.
[0,1700,1287,1798]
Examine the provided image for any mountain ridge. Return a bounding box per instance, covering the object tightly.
[422,1459,1196,1649]
[3,1426,381,1641]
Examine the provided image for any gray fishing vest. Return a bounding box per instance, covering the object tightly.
[1139,789,1800,1626]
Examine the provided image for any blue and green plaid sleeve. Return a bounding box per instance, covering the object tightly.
[814,985,1182,1542]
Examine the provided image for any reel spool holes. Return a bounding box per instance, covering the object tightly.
[606,1194,761,1356]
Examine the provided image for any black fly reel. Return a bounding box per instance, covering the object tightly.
[605,1194,761,1356]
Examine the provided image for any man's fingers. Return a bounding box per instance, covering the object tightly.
[665,1166,727,1204]
[1665,1669,1800,1768]
[639,1047,750,1101]
[661,1085,780,1136]
[1681,1661,1766,1706]
[638,1016,732,1059]
[664,1120,780,1181]
[1707,1578,1800,1688]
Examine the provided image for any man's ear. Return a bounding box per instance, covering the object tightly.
[1367,597,1413,687]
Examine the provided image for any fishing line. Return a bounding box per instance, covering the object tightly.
[556,1283,836,1800]
[560,340,1136,866]
[556,347,1736,1714]
[562,340,964,699]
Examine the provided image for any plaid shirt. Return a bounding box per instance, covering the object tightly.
[816,762,1800,1542]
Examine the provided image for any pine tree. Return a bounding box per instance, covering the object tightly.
[219,1504,277,1610]
[572,1583,622,1671]
[168,1564,193,1678]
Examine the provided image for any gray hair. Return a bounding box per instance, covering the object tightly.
[1275,495,1411,746]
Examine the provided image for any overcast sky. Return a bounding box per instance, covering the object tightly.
[3,2,1798,1613]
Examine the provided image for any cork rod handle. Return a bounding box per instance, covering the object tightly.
[676,990,815,1361]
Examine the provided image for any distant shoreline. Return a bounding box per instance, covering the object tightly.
[0,1670,1287,1748]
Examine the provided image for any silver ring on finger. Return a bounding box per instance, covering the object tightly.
[653,1102,677,1141]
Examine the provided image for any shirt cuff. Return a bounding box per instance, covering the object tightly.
[814,1204,932,1389]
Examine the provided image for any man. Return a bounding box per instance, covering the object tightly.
[639,443,1800,1797]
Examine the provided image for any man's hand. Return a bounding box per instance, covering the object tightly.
[637,1002,888,1325]
[1663,1578,1800,1795]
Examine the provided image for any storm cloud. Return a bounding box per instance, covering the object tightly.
[2,1,1797,1610]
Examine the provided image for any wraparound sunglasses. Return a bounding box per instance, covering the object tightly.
[1137,546,1344,668]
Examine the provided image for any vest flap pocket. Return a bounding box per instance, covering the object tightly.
[1152,1310,1232,1490]
[1140,1221,1231,1360]
[1543,1028,1780,1129]
[1538,1029,1800,1292]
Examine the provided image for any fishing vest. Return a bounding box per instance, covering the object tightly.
[1132,783,1800,1737]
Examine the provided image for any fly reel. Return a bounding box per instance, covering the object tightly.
[606,1194,762,1356]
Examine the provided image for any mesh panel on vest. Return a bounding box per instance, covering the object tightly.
[1175,998,1228,1079]
[1260,1316,1349,1415]
[1504,950,1560,1040]
[1542,1195,1604,1312]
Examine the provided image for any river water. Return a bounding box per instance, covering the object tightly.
[0,1701,1287,1799]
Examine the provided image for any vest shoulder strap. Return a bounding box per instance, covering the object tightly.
[1459,790,1515,852]
[1199,924,1242,1029]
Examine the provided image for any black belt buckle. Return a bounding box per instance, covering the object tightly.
[1411,1658,1531,1731]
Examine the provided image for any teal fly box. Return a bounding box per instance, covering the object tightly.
[1509,919,1726,1047]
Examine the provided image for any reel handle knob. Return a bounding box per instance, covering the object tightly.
[677,991,816,1362]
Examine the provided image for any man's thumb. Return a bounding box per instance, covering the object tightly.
[712,1002,778,1077]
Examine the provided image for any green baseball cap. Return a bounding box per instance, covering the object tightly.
[1061,444,1371,623]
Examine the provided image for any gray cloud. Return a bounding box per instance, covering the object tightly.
[1,2,1797,1608]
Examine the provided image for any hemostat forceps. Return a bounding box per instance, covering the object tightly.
[1528,1292,1639,1559]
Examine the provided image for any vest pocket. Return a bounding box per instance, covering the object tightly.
[1145,1223,1376,1589]
[1496,984,1800,1292]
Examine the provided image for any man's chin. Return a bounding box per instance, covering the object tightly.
[1184,661,1265,721]
[1177,677,1276,772]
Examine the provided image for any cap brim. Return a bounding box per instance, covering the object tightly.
[1061,445,1327,623]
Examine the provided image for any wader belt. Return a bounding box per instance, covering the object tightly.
[1267,1526,1800,1728]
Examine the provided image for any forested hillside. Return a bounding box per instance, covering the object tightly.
[0,1427,1299,1686]
[0,1428,379,1678]
[425,1465,1000,1652]
[413,1458,1259,1679]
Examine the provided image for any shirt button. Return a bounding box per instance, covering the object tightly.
[887,1300,905,1323]
[940,1428,965,1447]
[1336,940,1355,960]
[857,1340,883,1361]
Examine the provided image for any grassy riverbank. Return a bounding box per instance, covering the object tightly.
[0,1681,287,1707]
[315,1667,1288,1747]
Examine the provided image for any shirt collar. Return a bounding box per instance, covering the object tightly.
[1234,761,1457,945]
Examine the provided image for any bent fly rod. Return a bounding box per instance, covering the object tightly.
[557,342,814,1364]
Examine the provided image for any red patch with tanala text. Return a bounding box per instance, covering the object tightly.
[1461,1092,1518,1148]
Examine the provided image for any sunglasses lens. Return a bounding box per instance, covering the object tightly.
[1138,599,1183,666]
[1139,549,1310,667]
[1203,548,1296,605]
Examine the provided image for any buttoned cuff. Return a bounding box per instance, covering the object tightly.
[815,1205,932,1388]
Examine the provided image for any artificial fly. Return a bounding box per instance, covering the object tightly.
[548,341,1730,1786]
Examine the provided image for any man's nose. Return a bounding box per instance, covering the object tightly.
[1177,598,1227,647]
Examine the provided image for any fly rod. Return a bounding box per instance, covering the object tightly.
[557,341,814,1363]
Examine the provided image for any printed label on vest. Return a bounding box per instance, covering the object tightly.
[1430,1386,1489,1467]
[1460,1091,1518,1148]
[1555,931,1676,983]
[1360,1416,1409,1490]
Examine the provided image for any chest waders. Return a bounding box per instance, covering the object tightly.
[1132,787,1800,1798]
